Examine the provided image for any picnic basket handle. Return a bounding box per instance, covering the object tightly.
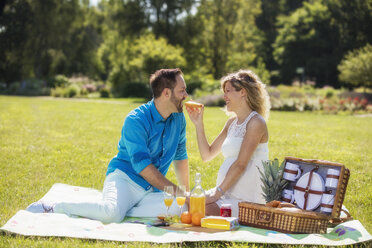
[330,209,353,225]
[255,211,273,224]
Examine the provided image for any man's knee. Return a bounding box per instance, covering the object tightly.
[101,204,125,223]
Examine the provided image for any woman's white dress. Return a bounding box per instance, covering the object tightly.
[215,111,269,216]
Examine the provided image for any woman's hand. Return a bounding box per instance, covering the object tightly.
[205,188,222,204]
[186,105,204,126]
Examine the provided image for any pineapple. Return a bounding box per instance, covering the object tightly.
[258,159,288,203]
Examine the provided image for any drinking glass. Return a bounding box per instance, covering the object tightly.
[176,185,186,218]
[163,186,174,217]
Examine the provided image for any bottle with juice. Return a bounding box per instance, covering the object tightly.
[190,173,206,217]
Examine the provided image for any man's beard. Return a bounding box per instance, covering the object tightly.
[171,93,183,113]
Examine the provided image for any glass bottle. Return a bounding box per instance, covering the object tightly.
[190,173,206,217]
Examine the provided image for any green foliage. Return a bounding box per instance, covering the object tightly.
[186,81,202,95]
[273,0,372,86]
[338,44,372,89]
[106,33,186,97]
[65,84,80,97]
[273,0,338,85]
[99,87,111,98]
[0,0,103,85]
[1,79,50,96]
[121,82,151,99]
[51,87,65,97]
[53,75,70,87]
[195,0,268,79]
[130,33,186,77]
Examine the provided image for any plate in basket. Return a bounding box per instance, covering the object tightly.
[294,172,325,210]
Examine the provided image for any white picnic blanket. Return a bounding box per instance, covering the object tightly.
[1,183,371,245]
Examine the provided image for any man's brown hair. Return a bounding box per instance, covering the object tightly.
[149,68,183,98]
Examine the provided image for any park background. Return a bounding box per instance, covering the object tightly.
[1,0,372,247]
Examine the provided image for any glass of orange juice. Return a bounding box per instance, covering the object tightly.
[176,185,186,218]
[163,186,174,217]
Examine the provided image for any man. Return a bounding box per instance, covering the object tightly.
[27,68,190,223]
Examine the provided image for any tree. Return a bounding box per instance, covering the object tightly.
[105,32,186,96]
[147,0,195,44]
[255,0,306,83]
[273,0,339,86]
[273,0,372,86]
[338,44,372,89]
[102,0,147,39]
[0,0,32,86]
[194,0,268,81]
[0,0,103,85]
[327,0,372,53]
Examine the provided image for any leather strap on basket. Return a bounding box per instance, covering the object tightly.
[326,174,339,179]
[320,203,334,208]
[293,167,321,209]
[284,168,298,175]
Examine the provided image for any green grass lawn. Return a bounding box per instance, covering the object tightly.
[0,96,371,247]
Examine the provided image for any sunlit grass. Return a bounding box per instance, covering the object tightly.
[0,96,371,247]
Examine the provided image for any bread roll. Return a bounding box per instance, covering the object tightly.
[184,100,203,108]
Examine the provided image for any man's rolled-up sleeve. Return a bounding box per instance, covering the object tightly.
[174,116,188,160]
[122,116,152,174]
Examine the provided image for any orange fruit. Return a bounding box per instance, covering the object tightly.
[191,212,203,226]
[180,211,192,224]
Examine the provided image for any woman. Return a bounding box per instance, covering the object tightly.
[186,69,270,217]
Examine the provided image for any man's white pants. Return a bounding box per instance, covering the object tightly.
[54,169,186,223]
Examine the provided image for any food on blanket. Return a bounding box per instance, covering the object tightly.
[201,216,239,230]
[164,215,179,223]
[258,159,288,202]
[265,201,296,208]
[279,207,302,212]
[220,204,232,217]
[173,215,180,223]
[181,211,192,224]
[170,223,192,228]
[278,202,296,208]
[192,212,203,226]
[184,100,203,109]
[266,200,281,208]
[157,214,166,220]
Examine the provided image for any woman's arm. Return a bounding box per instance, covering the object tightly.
[186,106,233,162]
[206,116,268,203]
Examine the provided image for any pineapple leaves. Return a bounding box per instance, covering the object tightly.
[259,159,288,203]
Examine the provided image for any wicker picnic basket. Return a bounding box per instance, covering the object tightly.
[238,202,329,234]
[238,157,351,234]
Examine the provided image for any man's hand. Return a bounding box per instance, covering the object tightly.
[139,164,177,191]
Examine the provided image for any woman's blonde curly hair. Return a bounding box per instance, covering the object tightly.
[221,69,271,120]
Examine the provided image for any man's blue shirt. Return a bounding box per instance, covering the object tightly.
[106,99,188,191]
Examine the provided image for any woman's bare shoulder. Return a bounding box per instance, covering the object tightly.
[246,114,269,142]
[246,114,267,132]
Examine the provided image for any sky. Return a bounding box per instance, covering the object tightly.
[89,0,100,6]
